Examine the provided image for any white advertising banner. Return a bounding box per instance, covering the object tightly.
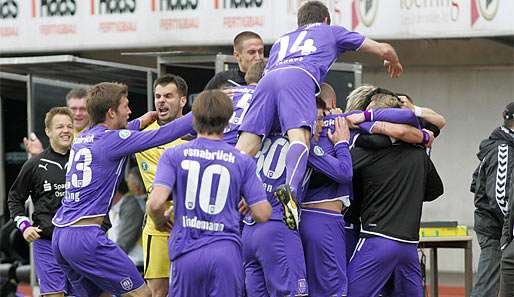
[0,0,512,54]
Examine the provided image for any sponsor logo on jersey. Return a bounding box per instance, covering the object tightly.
[118,130,131,139]
[43,180,52,192]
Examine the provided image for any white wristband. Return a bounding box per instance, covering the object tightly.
[414,106,423,117]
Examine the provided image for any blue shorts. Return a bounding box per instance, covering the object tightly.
[242,220,308,297]
[347,236,422,297]
[239,68,317,137]
[33,239,70,295]
[52,226,145,297]
[300,208,347,297]
[170,240,243,297]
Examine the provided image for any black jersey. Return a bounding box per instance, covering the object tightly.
[351,143,444,242]
[8,147,69,240]
[204,68,246,90]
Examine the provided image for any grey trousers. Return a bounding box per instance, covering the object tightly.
[501,239,514,297]
[471,233,501,297]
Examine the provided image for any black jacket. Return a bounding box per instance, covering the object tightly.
[8,147,69,240]
[471,126,514,240]
[351,143,444,242]
[204,68,246,90]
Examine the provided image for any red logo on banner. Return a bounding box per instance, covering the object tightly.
[472,0,499,25]
[471,0,479,25]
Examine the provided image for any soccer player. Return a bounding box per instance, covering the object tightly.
[205,31,264,90]
[24,88,90,155]
[8,107,74,297]
[223,61,266,146]
[243,103,355,296]
[135,74,188,297]
[147,90,271,297]
[51,82,194,297]
[347,97,444,297]
[236,1,403,230]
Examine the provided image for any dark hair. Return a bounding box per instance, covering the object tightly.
[244,61,266,85]
[192,90,233,135]
[316,96,327,110]
[66,87,88,101]
[297,1,331,27]
[153,74,188,97]
[45,106,73,129]
[87,82,128,126]
[233,31,262,52]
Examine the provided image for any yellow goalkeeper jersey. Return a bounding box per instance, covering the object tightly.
[135,120,187,236]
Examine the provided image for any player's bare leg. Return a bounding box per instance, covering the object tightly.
[236,131,262,157]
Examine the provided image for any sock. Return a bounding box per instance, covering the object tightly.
[285,141,309,196]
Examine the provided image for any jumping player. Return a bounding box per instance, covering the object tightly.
[236,1,403,230]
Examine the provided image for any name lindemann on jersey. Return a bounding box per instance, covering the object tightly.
[182,215,225,232]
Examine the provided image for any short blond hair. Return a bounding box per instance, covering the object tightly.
[45,107,73,129]
[345,85,376,112]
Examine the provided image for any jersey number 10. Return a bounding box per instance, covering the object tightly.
[181,160,231,215]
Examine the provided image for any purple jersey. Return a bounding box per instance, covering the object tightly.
[52,115,194,227]
[223,85,256,146]
[153,138,267,261]
[266,23,365,88]
[254,133,351,221]
[305,108,419,204]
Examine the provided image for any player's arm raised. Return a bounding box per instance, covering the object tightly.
[359,38,403,78]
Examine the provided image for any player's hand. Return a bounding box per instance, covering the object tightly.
[398,96,415,111]
[239,199,250,215]
[328,108,343,115]
[384,60,403,78]
[23,226,42,242]
[345,112,365,128]
[327,117,350,144]
[23,133,44,156]
[138,111,158,130]
[423,129,434,148]
[222,88,235,100]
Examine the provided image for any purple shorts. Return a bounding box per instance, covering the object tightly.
[347,236,422,297]
[344,222,360,263]
[33,239,69,295]
[170,240,243,297]
[299,208,347,297]
[52,226,145,297]
[239,68,317,137]
[242,220,308,297]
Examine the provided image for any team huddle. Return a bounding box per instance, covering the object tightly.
[7,1,446,297]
